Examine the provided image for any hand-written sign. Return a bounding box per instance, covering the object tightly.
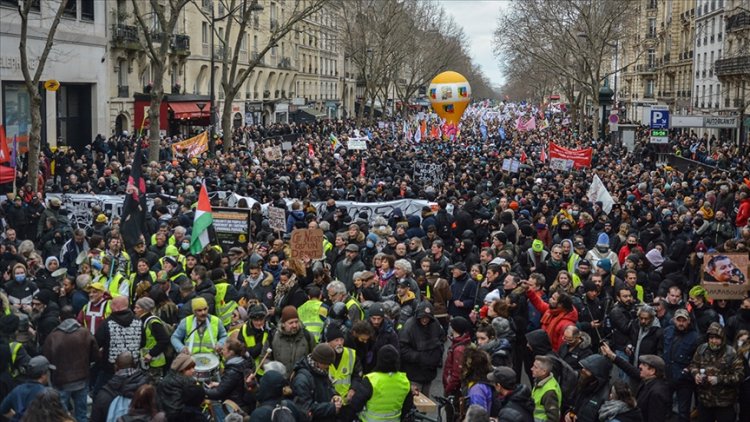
[290,228,324,260]
[413,162,445,185]
[347,136,368,150]
[263,146,282,161]
[268,206,287,232]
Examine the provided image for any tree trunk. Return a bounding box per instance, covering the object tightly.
[148,92,162,162]
[221,95,234,150]
[27,88,42,191]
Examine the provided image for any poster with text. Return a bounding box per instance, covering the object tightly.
[701,253,750,299]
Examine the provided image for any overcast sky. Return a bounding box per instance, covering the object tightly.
[436,0,509,88]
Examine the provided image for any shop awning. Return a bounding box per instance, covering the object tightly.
[169,102,206,119]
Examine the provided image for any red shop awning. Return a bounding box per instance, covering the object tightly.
[169,102,206,119]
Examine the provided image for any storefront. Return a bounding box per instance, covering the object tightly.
[133,94,211,137]
[245,101,263,125]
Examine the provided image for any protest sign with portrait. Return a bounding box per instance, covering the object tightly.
[701,252,750,299]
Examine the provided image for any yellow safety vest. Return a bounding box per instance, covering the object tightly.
[297,299,327,343]
[345,297,364,320]
[531,375,562,422]
[151,234,176,246]
[215,283,238,328]
[360,371,410,421]
[242,324,269,375]
[185,315,220,354]
[9,341,22,378]
[160,254,186,270]
[95,273,127,299]
[330,347,356,401]
[142,316,167,368]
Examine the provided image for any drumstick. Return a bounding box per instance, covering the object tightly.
[253,348,272,376]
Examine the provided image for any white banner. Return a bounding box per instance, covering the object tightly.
[587,175,615,214]
[347,137,368,150]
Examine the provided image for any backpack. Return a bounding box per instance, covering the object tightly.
[270,400,296,422]
[107,395,131,422]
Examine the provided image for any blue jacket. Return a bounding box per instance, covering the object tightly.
[0,382,47,422]
[662,324,699,383]
[286,210,305,233]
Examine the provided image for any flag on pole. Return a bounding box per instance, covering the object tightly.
[587,174,615,214]
[308,143,315,158]
[526,116,537,130]
[330,133,343,152]
[520,150,527,163]
[190,182,214,254]
[498,127,506,141]
[414,127,422,143]
[539,145,547,163]
[539,118,550,130]
[0,125,9,164]
[120,142,148,250]
[360,158,366,177]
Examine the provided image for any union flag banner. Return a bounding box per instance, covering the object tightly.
[548,142,592,169]
[171,131,209,158]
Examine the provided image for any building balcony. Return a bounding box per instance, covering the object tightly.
[726,11,750,32]
[715,55,750,77]
[644,92,655,99]
[172,35,190,56]
[637,64,657,74]
[117,85,129,98]
[111,24,141,50]
[735,98,746,108]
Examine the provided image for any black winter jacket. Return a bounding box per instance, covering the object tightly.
[205,356,254,408]
[91,368,149,422]
[399,314,445,384]
[158,370,200,419]
[496,384,534,422]
[290,357,338,422]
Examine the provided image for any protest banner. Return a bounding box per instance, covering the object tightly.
[212,207,252,251]
[413,162,445,185]
[347,137,368,150]
[587,175,615,214]
[701,253,750,299]
[290,228,324,259]
[171,132,208,158]
[268,206,287,232]
[281,141,293,151]
[548,142,592,168]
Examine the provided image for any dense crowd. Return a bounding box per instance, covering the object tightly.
[1,103,750,422]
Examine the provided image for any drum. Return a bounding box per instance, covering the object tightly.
[193,353,220,382]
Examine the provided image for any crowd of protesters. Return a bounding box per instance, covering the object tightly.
[1,102,749,422]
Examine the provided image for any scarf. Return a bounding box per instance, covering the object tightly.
[274,277,297,308]
[598,400,632,421]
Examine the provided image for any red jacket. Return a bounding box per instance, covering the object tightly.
[442,333,471,396]
[736,198,750,227]
[526,289,578,352]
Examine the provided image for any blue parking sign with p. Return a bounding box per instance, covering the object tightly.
[650,110,669,129]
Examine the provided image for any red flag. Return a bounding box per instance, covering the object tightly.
[520,150,527,163]
[360,158,366,177]
[540,145,547,163]
[0,125,9,164]
[308,143,315,158]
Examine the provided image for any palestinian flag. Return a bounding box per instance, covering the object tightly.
[190,182,214,254]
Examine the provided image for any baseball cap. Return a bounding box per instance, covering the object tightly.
[87,282,106,292]
[487,367,516,389]
[532,239,544,253]
[674,309,690,320]
[26,355,56,378]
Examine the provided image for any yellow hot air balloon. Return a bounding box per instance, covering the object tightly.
[428,71,471,125]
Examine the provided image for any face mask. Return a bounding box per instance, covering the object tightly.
[738,340,745,348]
[597,246,609,253]
[697,252,705,259]
[366,240,375,249]
[708,342,721,351]
[571,210,580,217]
[15,274,25,282]
[181,242,190,250]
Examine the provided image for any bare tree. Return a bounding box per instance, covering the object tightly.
[494,0,646,135]
[194,0,329,150]
[17,0,68,191]
[131,0,191,162]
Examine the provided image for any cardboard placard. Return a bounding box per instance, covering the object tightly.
[290,228,324,260]
[263,146,282,161]
[701,253,750,299]
[268,206,287,233]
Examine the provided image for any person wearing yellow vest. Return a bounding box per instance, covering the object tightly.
[150,223,176,247]
[94,255,130,301]
[0,313,31,381]
[103,237,132,277]
[134,297,171,379]
[214,273,240,328]
[621,269,645,303]
[327,280,364,322]
[159,245,186,272]
[230,304,272,376]
[530,356,562,422]
[297,286,329,343]
[76,282,111,336]
[130,258,157,302]
[325,323,361,404]
[343,344,412,422]
[162,256,188,288]
[171,297,227,355]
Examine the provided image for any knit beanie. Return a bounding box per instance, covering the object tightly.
[325,323,345,342]
[450,316,473,336]
[375,344,400,372]
[136,297,155,312]
[191,297,208,310]
[597,233,610,247]
[280,305,299,323]
[311,343,336,365]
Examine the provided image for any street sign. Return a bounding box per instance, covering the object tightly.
[650,128,669,144]
[650,129,668,137]
[650,109,670,129]
[608,114,619,131]
[44,80,60,91]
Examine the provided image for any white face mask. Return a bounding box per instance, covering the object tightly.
[697,252,705,259]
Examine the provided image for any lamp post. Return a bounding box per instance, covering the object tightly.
[209,1,216,154]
